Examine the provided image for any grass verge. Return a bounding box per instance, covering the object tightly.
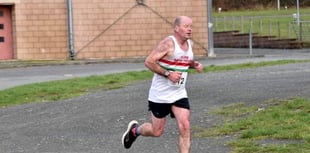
[0,59,309,108]
[193,98,310,153]
[0,71,153,107]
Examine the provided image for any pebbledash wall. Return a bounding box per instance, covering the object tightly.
[7,0,209,60]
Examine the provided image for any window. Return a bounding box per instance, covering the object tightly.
[0,24,3,30]
[0,11,3,17]
[0,37,4,42]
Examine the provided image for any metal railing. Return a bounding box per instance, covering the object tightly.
[214,14,310,40]
[292,21,310,42]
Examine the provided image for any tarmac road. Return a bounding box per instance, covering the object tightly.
[0,48,310,153]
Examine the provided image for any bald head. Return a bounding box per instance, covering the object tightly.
[174,16,192,28]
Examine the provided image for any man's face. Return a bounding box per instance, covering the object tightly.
[176,18,193,40]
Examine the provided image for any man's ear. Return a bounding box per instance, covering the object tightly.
[174,26,179,32]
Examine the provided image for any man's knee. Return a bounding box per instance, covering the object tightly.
[178,120,190,136]
[152,128,164,137]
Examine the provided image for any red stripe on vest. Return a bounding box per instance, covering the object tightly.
[159,59,190,66]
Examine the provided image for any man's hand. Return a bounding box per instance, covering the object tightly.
[193,61,203,73]
[168,71,183,83]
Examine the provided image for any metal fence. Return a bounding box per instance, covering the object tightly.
[214,14,310,42]
[292,21,310,42]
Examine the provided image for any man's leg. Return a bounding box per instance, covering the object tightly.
[121,113,166,149]
[122,101,170,149]
[172,106,191,153]
[138,113,166,137]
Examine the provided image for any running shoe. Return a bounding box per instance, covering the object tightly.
[122,120,139,149]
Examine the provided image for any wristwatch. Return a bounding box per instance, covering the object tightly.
[164,71,170,78]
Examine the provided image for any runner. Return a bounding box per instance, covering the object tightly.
[122,16,203,153]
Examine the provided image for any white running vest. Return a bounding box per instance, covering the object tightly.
[148,35,193,104]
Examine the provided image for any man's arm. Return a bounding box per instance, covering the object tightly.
[188,40,203,73]
[144,37,173,77]
[190,60,203,73]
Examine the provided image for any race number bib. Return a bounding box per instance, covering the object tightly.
[168,72,188,87]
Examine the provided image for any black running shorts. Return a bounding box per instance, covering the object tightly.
[148,98,190,118]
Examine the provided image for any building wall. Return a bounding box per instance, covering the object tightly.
[14,0,68,59]
[12,0,208,60]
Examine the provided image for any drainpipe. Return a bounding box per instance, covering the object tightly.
[67,0,75,60]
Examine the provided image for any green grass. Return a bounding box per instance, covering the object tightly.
[193,98,310,153]
[213,8,310,40]
[0,59,310,108]
[0,70,153,107]
[199,59,310,73]
[214,8,310,18]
